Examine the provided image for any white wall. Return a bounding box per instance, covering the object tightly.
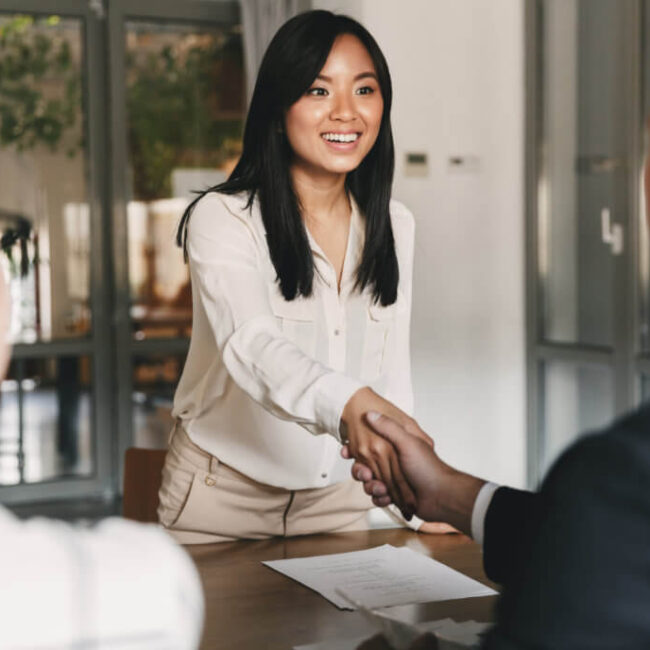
[315,0,526,487]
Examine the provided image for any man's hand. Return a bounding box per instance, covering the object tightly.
[346,412,486,536]
[341,388,433,520]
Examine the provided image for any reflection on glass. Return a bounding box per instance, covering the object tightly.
[125,21,245,339]
[132,354,185,448]
[640,154,649,349]
[638,2,650,351]
[539,0,630,347]
[641,375,650,402]
[0,356,93,485]
[0,14,91,342]
[541,360,613,474]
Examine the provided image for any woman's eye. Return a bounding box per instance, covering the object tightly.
[356,86,375,95]
[307,87,328,96]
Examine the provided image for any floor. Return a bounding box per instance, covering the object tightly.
[0,386,93,485]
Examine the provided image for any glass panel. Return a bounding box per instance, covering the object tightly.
[132,353,185,448]
[539,0,631,347]
[125,21,245,340]
[540,360,614,474]
[638,373,650,405]
[0,14,91,343]
[638,2,650,351]
[0,355,93,485]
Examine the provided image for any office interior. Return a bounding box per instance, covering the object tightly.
[0,0,646,519]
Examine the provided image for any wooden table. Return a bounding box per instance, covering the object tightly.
[188,528,499,650]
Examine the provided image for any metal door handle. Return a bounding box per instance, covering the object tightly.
[601,208,624,255]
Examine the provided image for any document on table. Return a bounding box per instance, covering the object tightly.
[263,544,497,610]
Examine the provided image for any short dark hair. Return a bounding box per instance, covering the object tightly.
[177,10,398,305]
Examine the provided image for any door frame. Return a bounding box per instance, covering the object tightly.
[0,0,114,503]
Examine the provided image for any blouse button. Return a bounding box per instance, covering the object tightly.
[334,329,341,336]
[321,473,328,479]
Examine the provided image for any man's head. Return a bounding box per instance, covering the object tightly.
[0,269,10,380]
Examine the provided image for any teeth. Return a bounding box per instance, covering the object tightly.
[322,132,359,143]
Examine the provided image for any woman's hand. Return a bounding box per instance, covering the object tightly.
[347,412,484,536]
[340,388,433,519]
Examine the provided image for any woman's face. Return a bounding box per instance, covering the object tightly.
[285,34,384,181]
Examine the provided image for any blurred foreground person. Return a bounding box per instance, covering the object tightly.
[0,271,203,649]
[350,409,650,649]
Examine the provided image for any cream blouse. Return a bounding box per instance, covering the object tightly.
[173,191,415,490]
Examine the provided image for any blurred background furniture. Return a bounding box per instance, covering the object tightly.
[122,447,167,523]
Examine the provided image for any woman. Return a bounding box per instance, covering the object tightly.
[158,10,433,544]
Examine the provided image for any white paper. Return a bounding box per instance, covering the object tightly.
[294,618,491,650]
[335,589,421,650]
[263,544,497,610]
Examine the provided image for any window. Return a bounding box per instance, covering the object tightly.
[0,0,243,502]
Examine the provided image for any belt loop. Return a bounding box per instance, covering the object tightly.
[209,454,218,474]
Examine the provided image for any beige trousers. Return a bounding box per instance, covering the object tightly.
[157,422,373,544]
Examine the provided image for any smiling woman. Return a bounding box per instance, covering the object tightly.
[285,34,384,181]
[159,10,435,544]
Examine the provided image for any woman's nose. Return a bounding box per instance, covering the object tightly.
[330,92,356,121]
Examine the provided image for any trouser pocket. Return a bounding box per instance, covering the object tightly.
[158,425,287,539]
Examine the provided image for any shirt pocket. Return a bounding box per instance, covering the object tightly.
[361,294,404,381]
[269,291,318,357]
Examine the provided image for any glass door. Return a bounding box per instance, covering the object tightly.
[0,0,243,504]
[527,0,640,483]
[637,2,650,397]
[0,0,113,502]
[108,0,244,486]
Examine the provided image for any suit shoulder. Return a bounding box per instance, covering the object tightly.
[544,405,650,496]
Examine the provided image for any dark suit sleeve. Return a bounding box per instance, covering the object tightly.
[482,487,540,585]
[483,410,650,649]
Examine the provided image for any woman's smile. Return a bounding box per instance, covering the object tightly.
[285,33,384,178]
[320,130,362,151]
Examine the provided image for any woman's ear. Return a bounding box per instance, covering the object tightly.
[0,268,11,380]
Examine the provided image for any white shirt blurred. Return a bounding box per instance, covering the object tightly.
[0,506,204,649]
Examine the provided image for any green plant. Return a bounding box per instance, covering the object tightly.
[0,15,81,156]
[0,16,245,200]
[126,33,244,200]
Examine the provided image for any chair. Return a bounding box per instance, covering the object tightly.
[122,448,168,523]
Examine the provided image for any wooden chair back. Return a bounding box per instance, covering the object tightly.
[122,447,168,523]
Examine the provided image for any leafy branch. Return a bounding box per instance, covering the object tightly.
[126,34,244,200]
[0,15,81,155]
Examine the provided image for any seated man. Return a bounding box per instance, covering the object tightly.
[349,409,650,649]
[0,271,204,649]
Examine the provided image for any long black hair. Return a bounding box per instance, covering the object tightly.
[177,10,398,305]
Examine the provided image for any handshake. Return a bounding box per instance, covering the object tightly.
[340,387,486,539]
[340,388,488,650]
